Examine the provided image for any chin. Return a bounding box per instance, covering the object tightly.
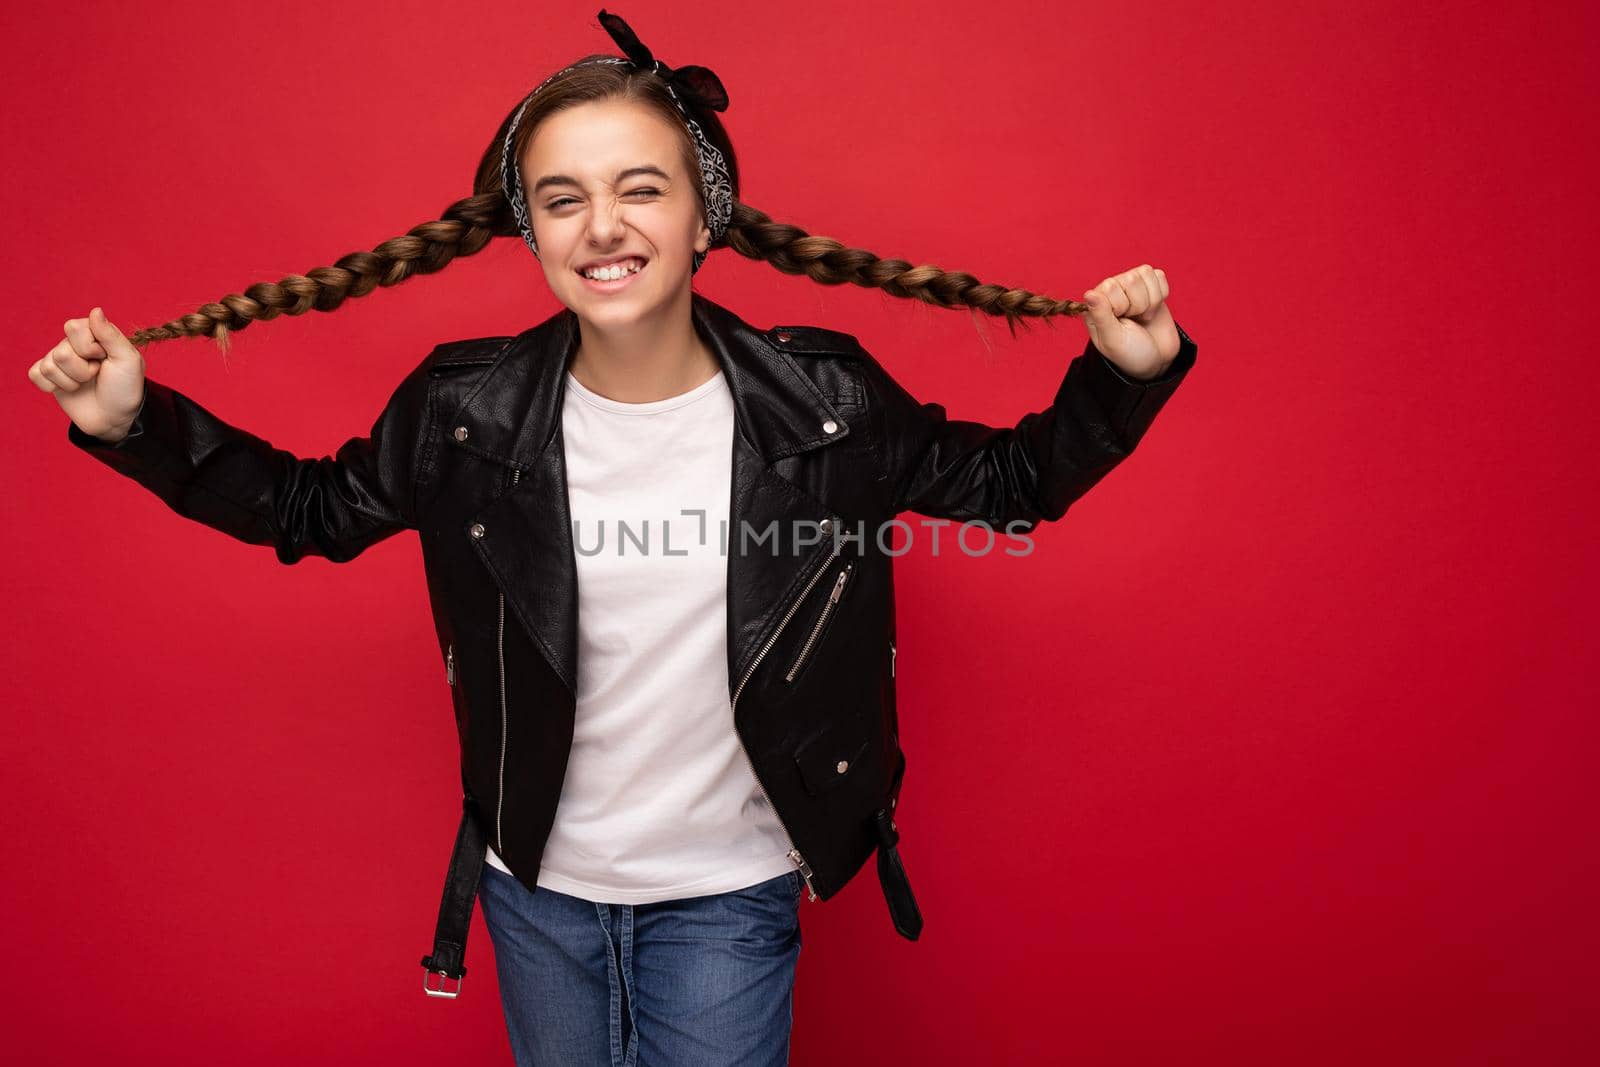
[568,294,659,331]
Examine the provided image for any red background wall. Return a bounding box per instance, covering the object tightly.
[4,0,1595,1062]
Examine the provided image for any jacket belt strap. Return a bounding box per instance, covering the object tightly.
[873,807,923,940]
[419,794,488,997]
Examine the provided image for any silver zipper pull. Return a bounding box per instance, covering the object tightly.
[890,641,896,678]
[446,644,455,686]
[828,566,849,603]
[789,848,818,902]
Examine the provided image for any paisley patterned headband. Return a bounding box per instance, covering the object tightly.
[500,8,735,274]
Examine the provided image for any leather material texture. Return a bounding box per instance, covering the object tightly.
[68,290,1197,947]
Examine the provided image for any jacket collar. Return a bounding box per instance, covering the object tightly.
[442,291,857,701]
[441,291,853,471]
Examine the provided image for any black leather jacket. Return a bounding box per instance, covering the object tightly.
[67,291,1197,945]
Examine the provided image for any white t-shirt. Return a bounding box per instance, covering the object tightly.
[483,364,797,903]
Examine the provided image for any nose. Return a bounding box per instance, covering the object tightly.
[584,196,628,246]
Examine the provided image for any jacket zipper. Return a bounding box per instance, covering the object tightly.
[496,467,521,858]
[446,644,455,686]
[891,640,896,678]
[731,516,845,902]
[784,563,853,682]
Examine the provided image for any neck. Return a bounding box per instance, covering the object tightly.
[567,286,719,403]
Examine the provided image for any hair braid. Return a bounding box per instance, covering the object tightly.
[125,191,513,353]
[121,59,1090,354]
[723,202,1089,337]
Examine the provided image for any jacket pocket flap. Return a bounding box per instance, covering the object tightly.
[794,728,869,796]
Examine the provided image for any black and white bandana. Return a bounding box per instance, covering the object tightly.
[500,9,734,274]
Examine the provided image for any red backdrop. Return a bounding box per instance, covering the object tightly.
[4,0,1595,1063]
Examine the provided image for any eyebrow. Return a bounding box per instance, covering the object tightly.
[531,165,672,195]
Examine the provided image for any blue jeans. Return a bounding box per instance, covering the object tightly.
[477,863,803,1066]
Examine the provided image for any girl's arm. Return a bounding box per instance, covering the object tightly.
[863,322,1197,531]
[66,355,438,564]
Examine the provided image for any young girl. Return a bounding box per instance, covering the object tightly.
[30,10,1196,1066]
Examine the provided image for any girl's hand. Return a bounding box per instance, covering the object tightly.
[1082,264,1181,381]
[28,307,147,442]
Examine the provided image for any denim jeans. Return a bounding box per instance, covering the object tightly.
[477,863,804,1066]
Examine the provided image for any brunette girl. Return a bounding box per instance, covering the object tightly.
[29,10,1196,1066]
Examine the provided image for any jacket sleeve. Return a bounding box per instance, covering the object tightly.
[864,321,1198,531]
[65,352,438,564]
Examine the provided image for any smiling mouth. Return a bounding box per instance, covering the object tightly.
[575,259,649,291]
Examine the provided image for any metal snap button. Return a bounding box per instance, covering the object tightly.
[774,331,792,343]
[469,523,486,539]
[822,419,838,434]
[819,518,832,533]
[836,760,849,774]
[453,426,469,442]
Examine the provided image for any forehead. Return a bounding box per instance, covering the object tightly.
[522,99,685,177]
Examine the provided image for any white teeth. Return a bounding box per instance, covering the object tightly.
[582,258,644,280]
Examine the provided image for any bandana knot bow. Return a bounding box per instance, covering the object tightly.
[597,9,730,114]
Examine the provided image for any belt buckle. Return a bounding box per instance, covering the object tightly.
[423,969,463,998]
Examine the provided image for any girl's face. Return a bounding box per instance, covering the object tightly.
[521,99,711,330]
